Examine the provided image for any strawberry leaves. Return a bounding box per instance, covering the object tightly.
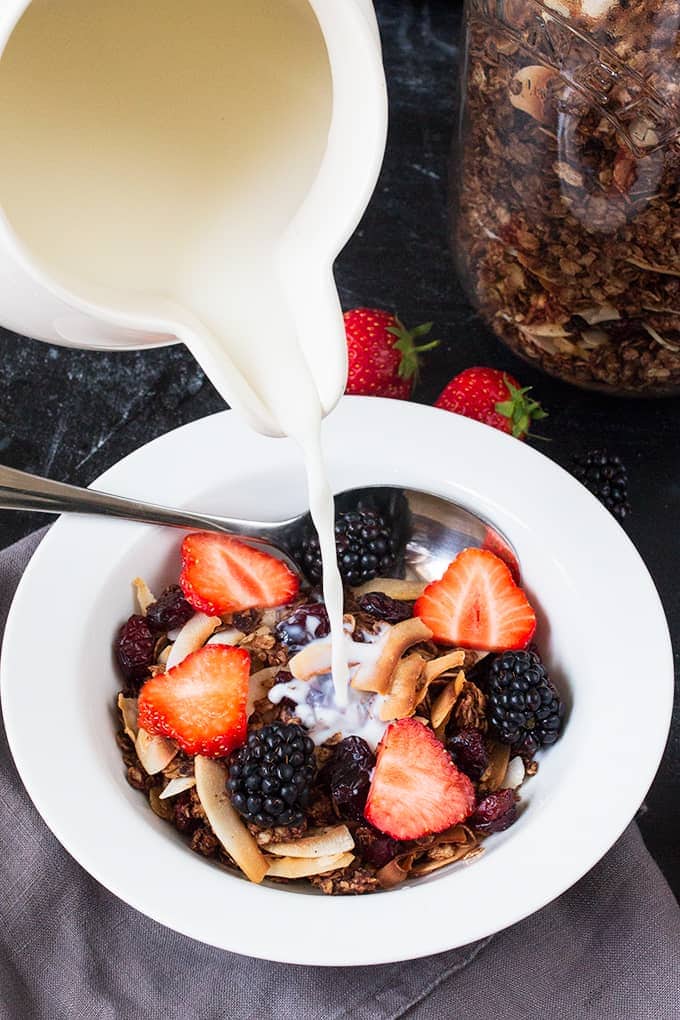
[387,319,440,382]
[494,374,548,439]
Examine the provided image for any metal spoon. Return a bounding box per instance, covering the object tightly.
[0,464,519,582]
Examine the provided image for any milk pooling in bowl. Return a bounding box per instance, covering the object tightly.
[0,0,380,701]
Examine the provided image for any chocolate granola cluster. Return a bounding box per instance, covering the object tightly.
[453,0,680,394]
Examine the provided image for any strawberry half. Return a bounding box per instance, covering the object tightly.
[364,719,475,840]
[138,644,250,757]
[414,547,536,651]
[180,532,299,616]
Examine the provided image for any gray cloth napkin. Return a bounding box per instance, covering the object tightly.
[0,531,678,1020]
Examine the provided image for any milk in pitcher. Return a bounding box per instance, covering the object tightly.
[0,0,356,699]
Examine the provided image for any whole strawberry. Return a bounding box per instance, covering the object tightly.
[435,367,547,439]
[344,308,439,399]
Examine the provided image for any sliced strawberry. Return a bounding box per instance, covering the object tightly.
[364,719,475,840]
[481,526,521,583]
[414,547,536,651]
[180,532,299,615]
[138,644,250,757]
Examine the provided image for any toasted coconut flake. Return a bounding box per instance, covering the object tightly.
[509,66,558,124]
[480,740,511,793]
[379,654,426,721]
[432,823,476,846]
[625,257,680,279]
[266,852,354,879]
[519,330,557,355]
[518,321,571,339]
[642,321,680,352]
[248,666,280,717]
[165,613,221,670]
[156,644,171,668]
[117,694,139,742]
[352,618,433,694]
[576,304,620,325]
[159,776,196,800]
[411,851,464,876]
[503,756,526,790]
[376,853,415,889]
[149,786,174,820]
[135,728,178,775]
[544,0,571,15]
[289,639,362,682]
[194,756,268,884]
[352,577,427,600]
[133,577,156,615]
[642,305,680,317]
[266,825,354,859]
[153,633,168,660]
[431,671,466,731]
[423,650,466,685]
[412,845,484,875]
[207,627,246,647]
[580,328,609,349]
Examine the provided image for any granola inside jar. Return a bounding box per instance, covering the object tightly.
[453,0,680,395]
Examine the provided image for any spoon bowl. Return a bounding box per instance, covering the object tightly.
[0,465,519,581]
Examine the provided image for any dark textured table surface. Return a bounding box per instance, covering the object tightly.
[0,0,677,897]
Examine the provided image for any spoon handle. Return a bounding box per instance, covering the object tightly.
[0,463,286,548]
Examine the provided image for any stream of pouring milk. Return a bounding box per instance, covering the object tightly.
[0,0,350,701]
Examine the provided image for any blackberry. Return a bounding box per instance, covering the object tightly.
[571,449,630,521]
[146,585,194,632]
[298,506,398,586]
[274,603,330,651]
[115,614,155,684]
[227,723,316,828]
[319,735,376,820]
[486,650,564,756]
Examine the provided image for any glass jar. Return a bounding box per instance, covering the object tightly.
[452,0,680,395]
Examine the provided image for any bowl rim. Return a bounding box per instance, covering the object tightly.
[0,397,673,965]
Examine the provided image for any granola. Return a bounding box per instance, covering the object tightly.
[112,532,565,894]
[453,0,680,393]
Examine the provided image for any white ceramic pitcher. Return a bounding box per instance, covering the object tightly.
[0,0,387,435]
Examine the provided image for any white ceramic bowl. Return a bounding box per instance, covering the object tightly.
[0,398,673,965]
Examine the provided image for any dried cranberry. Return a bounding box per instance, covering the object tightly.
[274,603,330,651]
[146,585,194,632]
[319,736,376,821]
[354,826,401,869]
[447,728,488,781]
[356,591,414,624]
[470,789,517,834]
[115,614,155,684]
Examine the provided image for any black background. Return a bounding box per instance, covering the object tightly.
[0,1,677,895]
